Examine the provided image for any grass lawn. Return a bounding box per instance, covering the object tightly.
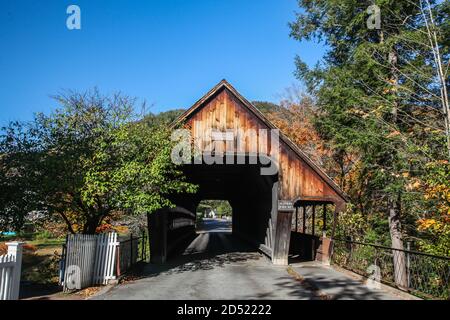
[21,238,65,284]
[28,237,66,247]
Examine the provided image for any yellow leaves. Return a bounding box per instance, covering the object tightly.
[111,225,129,234]
[387,78,397,85]
[372,105,385,117]
[406,179,421,191]
[348,108,366,116]
[386,130,401,138]
[381,79,398,94]
[417,218,437,231]
[425,184,450,200]
[348,105,388,119]
[266,108,329,164]
[417,218,449,238]
[425,159,449,168]
[75,287,103,298]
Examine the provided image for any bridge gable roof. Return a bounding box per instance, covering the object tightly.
[172,79,349,203]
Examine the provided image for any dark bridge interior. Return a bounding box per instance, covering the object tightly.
[148,156,278,263]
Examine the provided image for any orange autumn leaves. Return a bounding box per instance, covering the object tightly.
[263,96,357,191]
[263,96,449,243]
[417,160,450,241]
[265,99,331,165]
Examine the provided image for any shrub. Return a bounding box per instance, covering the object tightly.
[34,230,54,240]
[0,242,37,255]
[23,243,38,252]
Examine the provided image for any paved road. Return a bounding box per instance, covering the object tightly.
[93,219,402,300]
[290,262,405,300]
[94,219,316,300]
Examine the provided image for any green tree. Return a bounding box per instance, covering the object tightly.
[252,101,283,115]
[0,121,39,230]
[143,109,185,127]
[290,0,449,286]
[0,89,196,234]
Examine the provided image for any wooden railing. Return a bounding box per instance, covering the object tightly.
[116,232,148,277]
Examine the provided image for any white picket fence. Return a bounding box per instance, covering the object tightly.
[61,232,148,291]
[93,233,119,285]
[0,242,23,300]
[62,233,119,291]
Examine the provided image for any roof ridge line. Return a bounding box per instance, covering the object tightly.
[170,80,349,202]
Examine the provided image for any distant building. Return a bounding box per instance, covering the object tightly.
[207,209,216,219]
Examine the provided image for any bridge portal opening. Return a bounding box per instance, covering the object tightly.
[197,200,232,220]
[148,155,278,263]
[196,200,232,233]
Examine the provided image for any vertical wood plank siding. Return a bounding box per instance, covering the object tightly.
[184,87,344,203]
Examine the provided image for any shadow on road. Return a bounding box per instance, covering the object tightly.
[97,219,402,300]
[124,219,262,281]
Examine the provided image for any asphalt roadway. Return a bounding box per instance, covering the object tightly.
[93,218,316,300]
[93,218,401,300]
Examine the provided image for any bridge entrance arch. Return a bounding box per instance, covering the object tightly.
[148,80,348,265]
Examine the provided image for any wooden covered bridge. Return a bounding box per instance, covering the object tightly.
[148,80,348,265]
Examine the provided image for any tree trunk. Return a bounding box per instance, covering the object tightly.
[388,196,408,289]
[58,212,75,234]
[388,49,399,120]
[83,216,102,234]
[421,0,450,159]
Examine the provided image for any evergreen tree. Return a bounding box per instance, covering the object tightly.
[290,0,449,286]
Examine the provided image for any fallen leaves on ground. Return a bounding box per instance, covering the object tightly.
[74,286,103,298]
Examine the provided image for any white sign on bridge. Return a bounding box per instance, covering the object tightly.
[278,200,294,212]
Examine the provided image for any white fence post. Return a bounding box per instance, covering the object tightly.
[7,242,23,300]
[0,242,23,300]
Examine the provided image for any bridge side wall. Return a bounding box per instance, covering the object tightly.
[148,207,197,263]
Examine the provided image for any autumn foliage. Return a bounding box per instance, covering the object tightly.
[0,242,37,255]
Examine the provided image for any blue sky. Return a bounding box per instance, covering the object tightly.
[0,0,325,125]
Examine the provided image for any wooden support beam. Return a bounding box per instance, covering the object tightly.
[312,205,316,236]
[272,210,294,265]
[302,205,306,233]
